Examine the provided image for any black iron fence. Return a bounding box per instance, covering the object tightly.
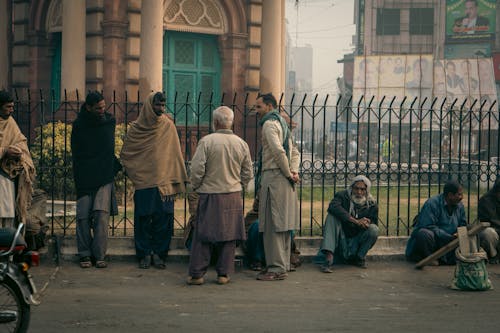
[10,89,500,237]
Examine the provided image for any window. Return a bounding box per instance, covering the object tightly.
[376,8,400,35]
[410,8,434,35]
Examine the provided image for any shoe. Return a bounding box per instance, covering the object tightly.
[139,256,151,269]
[353,258,367,269]
[256,271,288,281]
[249,262,263,271]
[320,264,333,273]
[79,256,92,269]
[95,260,107,269]
[217,276,230,285]
[152,254,166,270]
[187,276,204,285]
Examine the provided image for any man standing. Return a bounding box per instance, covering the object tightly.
[477,179,500,263]
[120,92,188,269]
[71,91,121,269]
[187,106,253,285]
[254,93,300,281]
[406,180,467,265]
[0,90,36,228]
[319,175,379,272]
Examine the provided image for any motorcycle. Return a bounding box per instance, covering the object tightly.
[0,223,40,333]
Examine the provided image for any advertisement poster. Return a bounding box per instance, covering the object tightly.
[353,55,498,117]
[446,0,496,43]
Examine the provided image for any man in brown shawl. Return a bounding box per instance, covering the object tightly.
[120,92,188,269]
[0,90,36,228]
[187,106,253,285]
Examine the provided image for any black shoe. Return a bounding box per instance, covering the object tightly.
[353,258,367,269]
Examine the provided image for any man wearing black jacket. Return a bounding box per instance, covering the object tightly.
[71,91,121,269]
[478,179,500,264]
[319,175,379,272]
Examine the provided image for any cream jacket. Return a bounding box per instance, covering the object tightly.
[190,129,253,194]
[261,119,300,177]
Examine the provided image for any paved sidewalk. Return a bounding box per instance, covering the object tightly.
[29,259,500,333]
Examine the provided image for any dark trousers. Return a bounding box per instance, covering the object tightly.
[410,228,456,265]
[134,210,174,260]
[188,231,236,278]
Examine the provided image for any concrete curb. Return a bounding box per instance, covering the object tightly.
[44,235,409,263]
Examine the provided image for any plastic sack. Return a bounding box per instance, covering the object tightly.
[450,248,492,291]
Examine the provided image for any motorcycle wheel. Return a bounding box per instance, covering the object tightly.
[0,279,30,333]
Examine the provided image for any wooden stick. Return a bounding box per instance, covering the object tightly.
[415,222,490,269]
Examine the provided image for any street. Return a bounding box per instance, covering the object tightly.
[28,260,500,333]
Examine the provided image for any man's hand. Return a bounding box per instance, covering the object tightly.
[353,217,370,229]
[6,146,22,159]
[290,171,300,184]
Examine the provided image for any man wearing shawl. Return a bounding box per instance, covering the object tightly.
[120,92,188,269]
[187,106,253,285]
[319,175,379,272]
[254,93,300,281]
[0,90,36,228]
[71,91,121,269]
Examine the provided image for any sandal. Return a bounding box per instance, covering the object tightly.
[256,271,288,281]
[139,256,151,269]
[79,256,92,269]
[152,254,166,270]
[96,260,107,268]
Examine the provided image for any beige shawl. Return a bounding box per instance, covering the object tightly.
[120,93,188,198]
[0,116,36,223]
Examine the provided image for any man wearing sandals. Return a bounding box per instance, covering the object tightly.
[120,92,188,270]
[254,93,300,281]
[187,106,253,285]
[71,92,121,269]
[319,175,379,272]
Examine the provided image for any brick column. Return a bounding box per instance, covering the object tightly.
[260,0,284,97]
[61,0,86,100]
[102,0,128,105]
[139,0,163,100]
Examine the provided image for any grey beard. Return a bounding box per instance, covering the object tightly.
[351,195,367,206]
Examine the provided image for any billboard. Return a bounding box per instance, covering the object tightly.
[446,0,496,43]
[352,55,498,120]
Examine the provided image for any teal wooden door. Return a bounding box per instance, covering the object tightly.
[163,32,221,125]
[50,32,62,105]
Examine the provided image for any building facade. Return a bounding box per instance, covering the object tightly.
[0,0,289,104]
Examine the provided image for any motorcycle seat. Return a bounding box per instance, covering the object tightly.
[0,227,27,249]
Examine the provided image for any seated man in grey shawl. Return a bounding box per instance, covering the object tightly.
[319,175,379,272]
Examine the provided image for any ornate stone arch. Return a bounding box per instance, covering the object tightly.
[164,0,228,35]
[45,0,62,33]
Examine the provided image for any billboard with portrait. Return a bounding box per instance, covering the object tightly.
[446,0,496,43]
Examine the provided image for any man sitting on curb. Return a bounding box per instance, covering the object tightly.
[319,175,379,272]
[478,179,500,264]
[406,180,466,265]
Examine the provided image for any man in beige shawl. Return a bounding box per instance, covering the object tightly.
[120,92,188,269]
[0,90,36,228]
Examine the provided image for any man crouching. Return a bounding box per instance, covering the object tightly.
[319,175,379,272]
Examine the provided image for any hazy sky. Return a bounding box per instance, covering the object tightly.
[285,0,356,94]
